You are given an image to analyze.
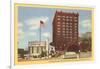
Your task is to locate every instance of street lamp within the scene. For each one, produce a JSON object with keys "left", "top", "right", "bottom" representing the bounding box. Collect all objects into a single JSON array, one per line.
[
  {"left": 47, "top": 37, "right": 49, "bottom": 58},
  {"left": 78, "top": 41, "right": 81, "bottom": 59}
]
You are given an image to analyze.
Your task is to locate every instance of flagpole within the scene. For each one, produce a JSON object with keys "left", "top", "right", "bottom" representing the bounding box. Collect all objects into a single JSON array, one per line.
[
  {"left": 39, "top": 22, "right": 41, "bottom": 44},
  {"left": 39, "top": 20, "right": 44, "bottom": 56}
]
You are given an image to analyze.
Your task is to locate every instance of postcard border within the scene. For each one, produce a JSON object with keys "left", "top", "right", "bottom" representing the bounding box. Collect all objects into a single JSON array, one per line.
[{"left": 14, "top": 3, "right": 95, "bottom": 65}]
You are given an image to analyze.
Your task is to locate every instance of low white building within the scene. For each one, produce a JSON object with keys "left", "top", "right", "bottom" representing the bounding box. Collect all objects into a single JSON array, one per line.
[{"left": 28, "top": 41, "right": 48, "bottom": 58}]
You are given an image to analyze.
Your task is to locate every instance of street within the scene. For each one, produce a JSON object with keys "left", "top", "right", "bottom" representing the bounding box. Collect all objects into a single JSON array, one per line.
[{"left": 18, "top": 52, "right": 93, "bottom": 64}]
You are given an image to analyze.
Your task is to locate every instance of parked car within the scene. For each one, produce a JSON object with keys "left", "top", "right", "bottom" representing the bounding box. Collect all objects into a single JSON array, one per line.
[{"left": 63, "top": 52, "right": 77, "bottom": 59}]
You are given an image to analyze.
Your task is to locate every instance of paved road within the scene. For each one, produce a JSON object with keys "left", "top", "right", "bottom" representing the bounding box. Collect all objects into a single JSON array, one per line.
[
  {"left": 18, "top": 52, "right": 92, "bottom": 64},
  {"left": 80, "top": 52, "right": 92, "bottom": 58}
]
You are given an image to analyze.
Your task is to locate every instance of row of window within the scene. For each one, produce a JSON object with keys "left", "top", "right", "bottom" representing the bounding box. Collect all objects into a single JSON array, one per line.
[
  {"left": 57, "top": 25, "right": 77, "bottom": 28},
  {"left": 57, "top": 18, "right": 78, "bottom": 22},
  {"left": 57, "top": 18, "right": 77, "bottom": 20},
  {"left": 57, "top": 30, "right": 77, "bottom": 33},
  {"left": 57, "top": 35, "right": 78, "bottom": 37},
  {"left": 57, "top": 22, "right": 78, "bottom": 25},
  {"left": 57, "top": 33, "right": 78, "bottom": 36},
  {"left": 57, "top": 24, "right": 78, "bottom": 27},
  {"left": 57, "top": 23, "right": 77, "bottom": 26},
  {"left": 57, "top": 34, "right": 78, "bottom": 37},
  {"left": 55, "top": 37, "right": 78, "bottom": 41},
  {"left": 57, "top": 28, "right": 77, "bottom": 30},
  {"left": 57, "top": 26, "right": 78, "bottom": 29},
  {"left": 57, "top": 15, "right": 78, "bottom": 19}
]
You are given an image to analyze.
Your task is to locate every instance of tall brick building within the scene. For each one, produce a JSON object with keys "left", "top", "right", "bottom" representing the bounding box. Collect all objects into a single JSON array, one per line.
[{"left": 52, "top": 11, "right": 79, "bottom": 52}]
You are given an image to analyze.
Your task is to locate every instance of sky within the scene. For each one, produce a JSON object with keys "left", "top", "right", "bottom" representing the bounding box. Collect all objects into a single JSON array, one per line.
[{"left": 18, "top": 6, "right": 92, "bottom": 49}]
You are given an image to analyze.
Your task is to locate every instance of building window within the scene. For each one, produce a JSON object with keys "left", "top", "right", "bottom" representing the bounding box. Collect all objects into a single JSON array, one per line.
[
  {"left": 65, "top": 36, "right": 68, "bottom": 38},
  {"left": 62, "top": 28, "right": 65, "bottom": 30},
  {"left": 69, "top": 28, "right": 72, "bottom": 31},
  {"left": 75, "top": 26, "right": 77, "bottom": 28},
  {"left": 70, "top": 16, "right": 72, "bottom": 19},
  {"left": 57, "top": 31, "right": 61, "bottom": 33},
  {"left": 57, "top": 28, "right": 60, "bottom": 30},
  {"left": 63, "top": 18, "right": 65, "bottom": 21},
  {"left": 63, "top": 16, "right": 65, "bottom": 18},
  {"left": 57, "top": 24, "right": 60, "bottom": 27},
  {"left": 70, "top": 36, "right": 72, "bottom": 38},
  {"left": 75, "top": 32, "right": 77, "bottom": 34},
  {"left": 67, "top": 19, "right": 69, "bottom": 21},
  {"left": 70, "top": 23, "right": 72, "bottom": 25},
  {"left": 75, "top": 28, "right": 77, "bottom": 30},
  {"left": 74, "top": 37, "right": 77, "bottom": 39},
  {"left": 74, "top": 17, "right": 77, "bottom": 19},
  {"left": 70, "top": 39, "right": 72, "bottom": 41},
  {"left": 69, "top": 31, "right": 72, "bottom": 34},
  {"left": 66, "top": 31, "right": 68, "bottom": 33},
  {"left": 75, "top": 23, "right": 77, "bottom": 26},
  {"left": 66, "top": 27, "right": 69, "bottom": 30},
  {"left": 62, "top": 22, "right": 65, "bottom": 24},
  {"left": 58, "top": 22, "right": 60, "bottom": 24},
  {"left": 57, "top": 18, "right": 60, "bottom": 20},
  {"left": 70, "top": 19, "right": 72, "bottom": 21},
  {"left": 57, "top": 15, "right": 61, "bottom": 17},
  {"left": 62, "top": 30, "right": 65, "bottom": 33},
  {"left": 57, "top": 34, "right": 60, "bottom": 35},
  {"left": 63, "top": 33, "right": 65, "bottom": 36},
  {"left": 69, "top": 34, "right": 72, "bottom": 37},
  {"left": 74, "top": 32, "right": 77, "bottom": 35},
  {"left": 74, "top": 19, "right": 77, "bottom": 22},
  {"left": 65, "top": 36, "right": 67, "bottom": 38},
  {"left": 62, "top": 25, "right": 65, "bottom": 27},
  {"left": 65, "top": 25, "right": 68, "bottom": 28},
  {"left": 66, "top": 16, "right": 68, "bottom": 18},
  {"left": 69, "top": 25, "right": 72, "bottom": 28},
  {"left": 66, "top": 22, "right": 69, "bottom": 25}
]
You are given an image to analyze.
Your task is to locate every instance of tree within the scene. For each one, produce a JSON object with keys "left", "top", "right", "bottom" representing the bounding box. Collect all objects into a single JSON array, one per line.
[
  {"left": 40, "top": 51, "right": 47, "bottom": 57},
  {"left": 81, "top": 37, "right": 91, "bottom": 52}
]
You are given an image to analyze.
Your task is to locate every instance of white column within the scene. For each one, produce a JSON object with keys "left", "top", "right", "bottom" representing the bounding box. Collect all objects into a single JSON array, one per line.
[{"left": 46, "top": 39, "right": 49, "bottom": 57}]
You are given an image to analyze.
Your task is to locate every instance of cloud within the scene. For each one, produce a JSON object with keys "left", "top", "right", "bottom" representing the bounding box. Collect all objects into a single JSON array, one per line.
[
  {"left": 28, "top": 32, "right": 37, "bottom": 36},
  {"left": 42, "top": 32, "right": 50, "bottom": 38},
  {"left": 25, "top": 16, "right": 49, "bottom": 30},
  {"left": 79, "top": 19, "right": 92, "bottom": 35},
  {"left": 80, "top": 19, "right": 91, "bottom": 29},
  {"left": 18, "top": 22, "right": 23, "bottom": 28},
  {"left": 18, "top": 22, "right": 24, "bottom": 37},
  {"left": 18, "top": 22, "right": 25, "bottom": 40},
  {"left": 18, "top": 29, "right": 23, "bottom": 34},
  {"left": 18, "top": 29, "right": 24, "bottom": 40},
  {"left": 18, "top": 17, "right": 49, "bottom": 40}
]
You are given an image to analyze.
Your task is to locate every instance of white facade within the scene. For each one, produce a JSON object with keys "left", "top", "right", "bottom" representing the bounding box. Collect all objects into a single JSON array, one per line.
[{"left": 28, "top": 41, "right": 48, "bottom": 57}]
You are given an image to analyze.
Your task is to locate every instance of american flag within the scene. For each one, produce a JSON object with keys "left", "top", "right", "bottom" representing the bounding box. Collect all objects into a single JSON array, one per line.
[{"left": 40, "top": 20, "right": 44, "bottom": 27}]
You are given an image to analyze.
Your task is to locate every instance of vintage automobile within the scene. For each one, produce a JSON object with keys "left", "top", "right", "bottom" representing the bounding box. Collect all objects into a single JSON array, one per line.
[{"left": 63, "top": 52, "right": 78, "bottom": 59}]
